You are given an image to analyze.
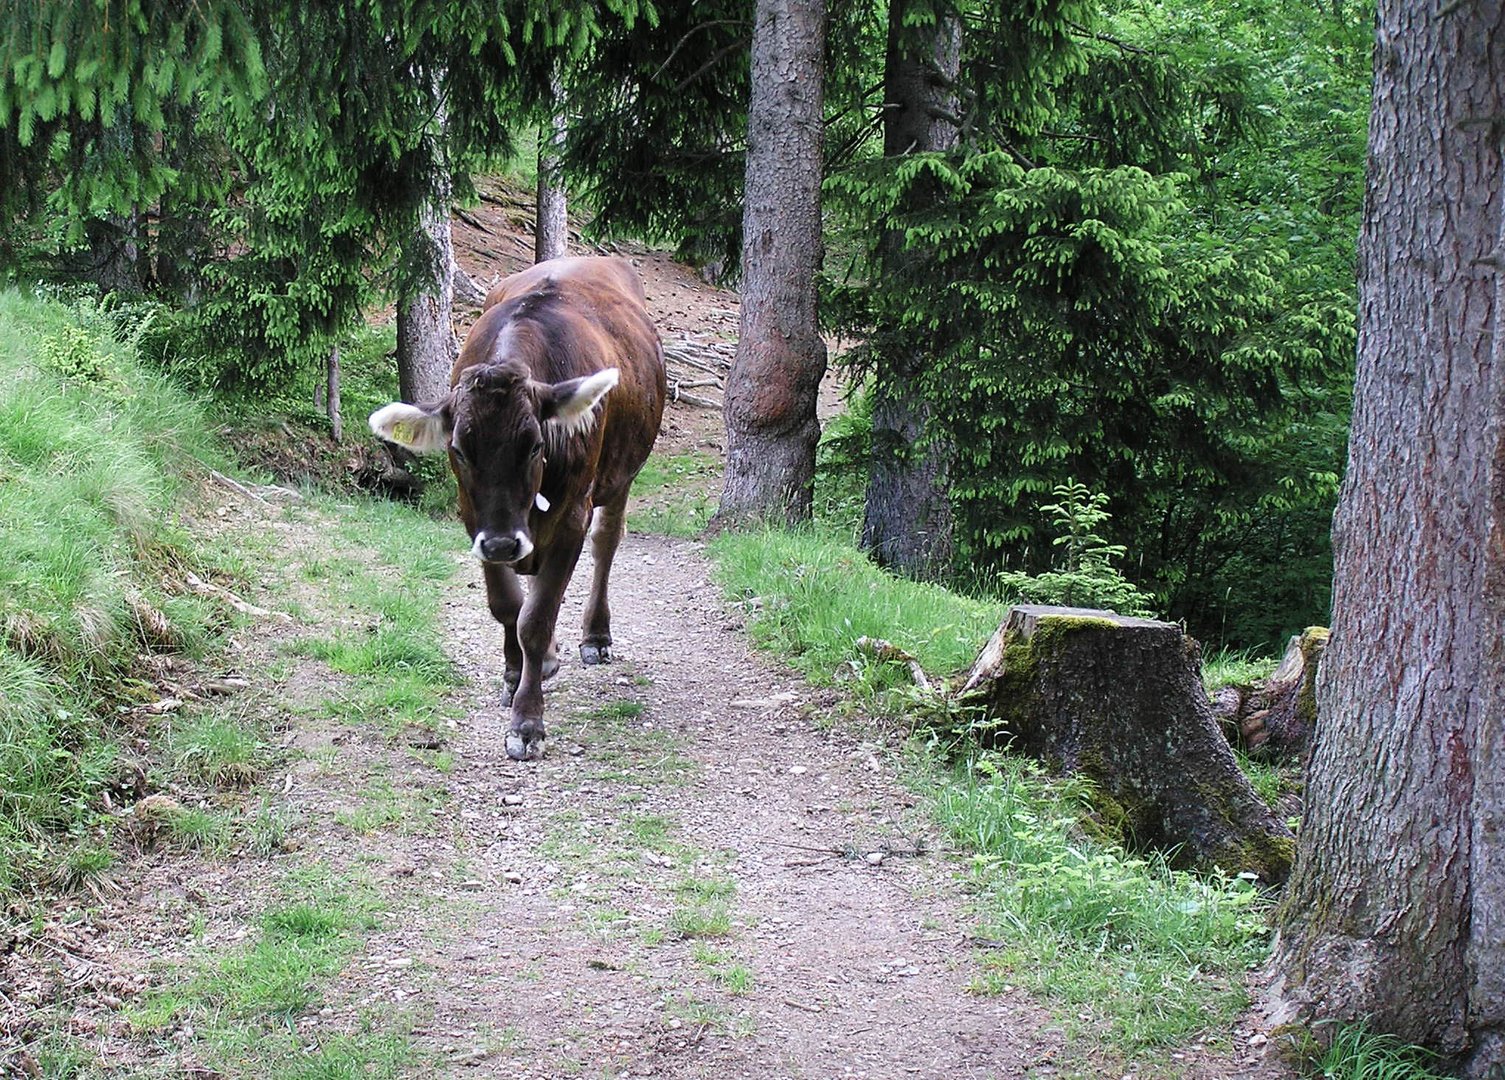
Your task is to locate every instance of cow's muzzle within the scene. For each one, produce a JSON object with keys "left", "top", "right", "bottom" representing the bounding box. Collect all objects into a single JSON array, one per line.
[{"left": 472, "top": 529, "right": 535, "bottom": 565}]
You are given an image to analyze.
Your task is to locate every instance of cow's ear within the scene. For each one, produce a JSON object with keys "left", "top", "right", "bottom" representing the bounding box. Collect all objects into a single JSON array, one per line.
[
  {"left": 541, "top": 368, "right": 619, "bottom": 435},
  {"left": 368, "top": 401, "right": 451, "bottom": 453}
]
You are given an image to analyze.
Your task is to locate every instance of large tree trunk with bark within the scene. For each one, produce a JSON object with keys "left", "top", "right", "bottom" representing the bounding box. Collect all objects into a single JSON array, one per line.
[
  {"left": 860, "top": 1, "right": 961, "bottom": 578},
  {"left": 714, "top": 0, "right": 827, "bottom": 528},
  {"left": 961, "top": 606, "right": 1294, "bottom": 881},
  {"left": 535, "top": 70, "right": 569, "bottom": 265},
  {"left": 396, "top": 165, "right": 458, "bottom": 405},
  {"left": 1270, "top": 0, "right": 1505, "bottom": 1072}
]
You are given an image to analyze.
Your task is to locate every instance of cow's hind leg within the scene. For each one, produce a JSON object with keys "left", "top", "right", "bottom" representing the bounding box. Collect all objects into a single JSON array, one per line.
[
  {"left": 580, "top": 500, "right": 626, "bottom": 665},
  {"left": 506, "top": 538, "right": 583, "bottom": 761}
]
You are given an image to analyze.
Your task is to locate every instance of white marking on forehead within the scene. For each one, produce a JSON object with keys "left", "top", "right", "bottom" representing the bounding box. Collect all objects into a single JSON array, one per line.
[{"left": 489, "top": 323, "right": 523, "bottom": 368}]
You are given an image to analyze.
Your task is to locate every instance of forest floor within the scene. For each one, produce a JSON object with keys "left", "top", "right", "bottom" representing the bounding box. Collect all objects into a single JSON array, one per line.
[{"left": 1, "top": 197, "right": 1296, "bottom": 1080}]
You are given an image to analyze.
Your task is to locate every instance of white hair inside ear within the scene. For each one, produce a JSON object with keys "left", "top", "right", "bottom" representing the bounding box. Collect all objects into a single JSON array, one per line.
[
  {"left": 549, "top": 368, "right": 620, "bottom": 437},
  {"left": 369, "top": 402, "right": 449, "bottom": 453}
]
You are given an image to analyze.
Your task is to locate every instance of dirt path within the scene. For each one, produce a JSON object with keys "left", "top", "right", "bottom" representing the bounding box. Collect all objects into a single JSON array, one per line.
[{"left": 347, "top": 533, "right": 1057, "bottom": 1079}]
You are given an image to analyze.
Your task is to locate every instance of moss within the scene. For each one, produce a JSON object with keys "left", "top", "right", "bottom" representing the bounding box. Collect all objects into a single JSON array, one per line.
[
  {"left": 1208, "top": 830, "right": 1295, "bottom": 882},
  {"left": 1293, "top": 626, "right": 1328, "bottom": 732}
]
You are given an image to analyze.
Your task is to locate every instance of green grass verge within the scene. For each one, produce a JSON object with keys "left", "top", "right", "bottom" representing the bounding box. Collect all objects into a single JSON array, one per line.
[
  {"left": 930, "top": 754, "right": 1270, "bottom": 1050},
  {"left": 0, "top": 288, "right": 231, "bottom": 894},
  {"left": 125, "top": 866, "right": 414, "bottom": 1078},
  {"left": 291, "top": 496, "right": 463, "bottom": 736},
  {"left": 707, "top": 527, "right": 1002, "bottom": 690},
  {"left": 628, "top": 450, "right": 720, "bottom": 537}
]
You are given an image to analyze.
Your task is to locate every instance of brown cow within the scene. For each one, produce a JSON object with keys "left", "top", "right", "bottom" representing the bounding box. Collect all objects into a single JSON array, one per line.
[{"left": 370, "top": 256, "right": 666, "bottom": 760}]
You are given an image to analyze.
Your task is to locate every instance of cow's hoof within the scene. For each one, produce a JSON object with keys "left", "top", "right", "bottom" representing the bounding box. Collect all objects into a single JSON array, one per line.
[
  {"left": 580, "top": 642, "right": 612, "bottom": 665},
  {"left": 542, "top": 655, "right": 561, "bottom": 680},
  {"left": 505, "top": 731, "right": 546, "bottom": 761}
]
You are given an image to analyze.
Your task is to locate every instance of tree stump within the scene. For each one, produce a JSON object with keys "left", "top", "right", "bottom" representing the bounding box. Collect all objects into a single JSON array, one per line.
[
  {"left": 960, "top": 605, "right": 1295, "bottom": 882},
  {"left": 1214, "top": 627, "right": 1328, "bottom": 761}
]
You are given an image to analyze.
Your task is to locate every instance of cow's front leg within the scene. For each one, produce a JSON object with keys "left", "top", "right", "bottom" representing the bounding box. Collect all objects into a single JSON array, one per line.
[
  {"left": 580, "top": 500, "right": 627, "bottom": 665},
  {"left": 505, "top": 538, "right": 583, "bottom": 761},
  {"left": 485, "top": 565, "right": 562, "bottom": 708},
  {"left": 482, "top": 563, "right": 524, "bottom": 703}
]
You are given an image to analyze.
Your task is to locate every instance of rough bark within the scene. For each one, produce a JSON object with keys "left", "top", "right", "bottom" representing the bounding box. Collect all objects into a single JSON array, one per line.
[
  {"left": 1270, "top": 0, "right": 1505, "bottom": 1071},
  {"left": 397, "top": 166, "right": 458, "bottom": 405},
  {"left": 713, "top": 0, "right": 827, "bottom": 528},
  {"left": 961, "top": 605, "right": 1295, "bottom": 881},
  {"left": 535, "top": 70, "right": 569, "bottom": 265},
  {"left": 859, "top": 1, "right": 961, "bottom": 578}
]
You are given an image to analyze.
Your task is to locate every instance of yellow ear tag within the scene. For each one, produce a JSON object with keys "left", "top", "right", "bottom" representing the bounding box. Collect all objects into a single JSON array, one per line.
[{"left": 391, "top": 420, "right": 417, "bottom": 445}]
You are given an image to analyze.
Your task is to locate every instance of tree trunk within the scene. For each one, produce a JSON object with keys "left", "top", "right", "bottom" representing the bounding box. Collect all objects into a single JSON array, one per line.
[
  {"left": 713, "top": 0, "right": 827, "bottom": 528},
  {"left": 1270, "top": 0, "right": 1504, "bottom": 1071},
  {"left": 860, "top": 1, "right": 961, "bottom": 578},
  {"left": 396, "top": 165, "right": 458, "bottom": 405},
  {"left": 85, "top": 116, "right": 143, "bottom": 295},
  {"left": 961, "top": 605, "right": 1295, "bottom": 880},
  {"left": 325, "top": 344, "right": 343, "bottom": 442},
  {"left": 535, "top": 69, "right": 569, "bottom": 264}
]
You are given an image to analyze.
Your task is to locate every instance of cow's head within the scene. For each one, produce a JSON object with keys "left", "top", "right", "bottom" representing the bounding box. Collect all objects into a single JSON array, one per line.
[{"left": 369, "top": 361, "right": 618, "bottom": 564}]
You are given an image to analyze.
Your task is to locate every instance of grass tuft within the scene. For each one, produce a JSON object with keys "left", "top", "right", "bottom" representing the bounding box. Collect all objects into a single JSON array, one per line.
[
  {"left": 931, "top": 754, "right": 1270, "bottom": 1049},
  {"left": 1312, "top": 1023, "right": 1452, "bottom": 1080}
]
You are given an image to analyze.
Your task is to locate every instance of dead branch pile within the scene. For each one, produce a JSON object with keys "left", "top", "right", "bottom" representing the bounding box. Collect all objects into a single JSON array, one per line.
[{"left": 662, "top": 336, "right": 735, "bottom": 410}]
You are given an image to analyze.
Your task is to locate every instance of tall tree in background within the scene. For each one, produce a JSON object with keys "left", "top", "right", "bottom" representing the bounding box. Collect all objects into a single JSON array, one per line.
[
  {"left": 715, "top": 0, "right": 828, "bottom": 526},
  {"left": 859, "top": 0, "right": 962, "bottom": 576},
  {"left": 1272, "top": 0, "right": 1503, "bottom": 1071},
  {"left": 396, "top": 91, "right": 458, "bottom": 404},
  {"left": 535, "top": 69, "right": 569, "bottom": 264}
]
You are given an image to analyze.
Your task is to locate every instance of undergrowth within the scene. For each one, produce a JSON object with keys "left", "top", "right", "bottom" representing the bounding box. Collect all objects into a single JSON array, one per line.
[
  {"left": 928, "top": 753, "right": 1270, "bottom": 1050},
  {"left": 0, "top": 289, "right": 228, "bottom": 894},
  {"left": 1308, "top": 1023, "right": 1452, "bottom": 1080}
]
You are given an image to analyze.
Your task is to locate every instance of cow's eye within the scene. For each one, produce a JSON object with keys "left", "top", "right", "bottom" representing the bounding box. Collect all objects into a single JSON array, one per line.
[
  {"left": 529, "top": 442, "right": 543, "bottom": 459},
  {"left": 451, "top": 443, "right": 468, "bottom": 466}
]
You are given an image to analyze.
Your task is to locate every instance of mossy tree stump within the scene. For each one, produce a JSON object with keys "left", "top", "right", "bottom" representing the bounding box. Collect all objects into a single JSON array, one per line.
[
  {"left": 1212, "top": 626, "right": 1328, "bottom": 761},
  {"left": 960, "top": 605, "right": 1295, "bottom": 882}
]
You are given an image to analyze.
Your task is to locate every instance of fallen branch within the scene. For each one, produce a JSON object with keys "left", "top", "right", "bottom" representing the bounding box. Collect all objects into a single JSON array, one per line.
[
  {"left": 854, "top": 636, "right": 933, "bottom": 692},
  {"left": 208, "top": 469, "right": 269, "bottom": 505},
  {"left": 184, "top": 572, "right": 293, "bottom": 623},
  {"left": 670, "top": 388, "right": 720, "bottom": 409}
]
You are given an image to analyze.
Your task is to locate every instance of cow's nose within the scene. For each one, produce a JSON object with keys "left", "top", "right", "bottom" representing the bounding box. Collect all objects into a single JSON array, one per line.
[{"left": 473, "top": 530, "right": 534, "bottom": 564}]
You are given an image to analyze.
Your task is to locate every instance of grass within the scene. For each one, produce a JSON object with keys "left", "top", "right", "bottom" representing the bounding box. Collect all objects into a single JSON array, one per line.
[
  {"left": 0, "top": 288, "right": 233, "bottom": 894},
  {"left": 930, "top": 753, "right": 1270, "bottom": 1049},
  {"left": 1202, "top": 647, "right": 1280, "bottom": 692},
  {"left": 169, "top": 709, "right": 267, "bottom": 787},
  {"left": 691, "top": 943, "right": 753, "bottom": 994},
  {"left": 127, "top": 867, "right": 412, "bottom": 1075},
  {"left": 292, "top": 496, "right": 464, "bottom": 736},
  {"left": 628, "top": 450, "right": 720, "bottom": 537},
  {"left": 708, "top": 527, "right": 1003, "bottom": 692},
  {"left": 1311, "top": 1023, "right": 1452, "bottom": 1080}
]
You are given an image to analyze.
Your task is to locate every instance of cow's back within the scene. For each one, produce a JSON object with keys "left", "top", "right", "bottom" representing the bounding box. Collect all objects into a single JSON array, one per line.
[
  {"left": 482, "top": 256, "right": 648, "bottom": 311},
  {"left": 471, "top": 256, "right": 665, "bottom": 512}
]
